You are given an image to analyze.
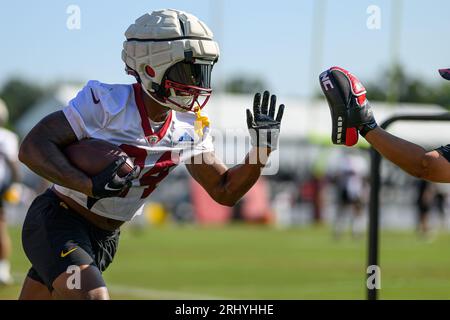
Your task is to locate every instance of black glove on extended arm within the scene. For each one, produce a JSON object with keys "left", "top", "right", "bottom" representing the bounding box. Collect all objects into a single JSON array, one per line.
[
  {"left": 246, "top": 91, "right": 285, "bottom": 150},
  {"left": 91, "top": 156, "right": 140, "bottom": 199},
  {"left": 319, "top": 66, "right": 378, "bottom": 146}
]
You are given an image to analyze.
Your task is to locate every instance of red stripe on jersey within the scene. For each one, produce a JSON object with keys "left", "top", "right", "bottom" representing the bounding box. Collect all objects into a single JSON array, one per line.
[
  {"left": 119, "top": 145, "right": 178, "bottom": 199},
  {"left": 140, "top": 151, "right": 177, "bottom": 198},
  {"left": 155, "top": 110, "right": 172, "bottom": 141},
  {"left": 133, "top": 83, "right": 152, "bottom": 137},
  {"left": 119, "top": 144, "right": 147, "bottom": 170},
  {"left": 132, "top": 83, "right": 173, "bottom": 143}
]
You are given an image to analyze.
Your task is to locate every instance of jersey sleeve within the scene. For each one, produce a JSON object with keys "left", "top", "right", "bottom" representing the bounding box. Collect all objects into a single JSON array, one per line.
[
  {"left": 178, "top": 126, "right": 215, "bottom": 163},
  {"left": 436, "top": 144, "right": 450, "bottom": 162},
  {"left": 173, "top": 111, "right": 215, "bottom": 162},
  {"left": 193, "top": 127, "right": 214, "bottom": 154},
  {"left": 62, "top": 81, "right": 111, "bottom": 140}
]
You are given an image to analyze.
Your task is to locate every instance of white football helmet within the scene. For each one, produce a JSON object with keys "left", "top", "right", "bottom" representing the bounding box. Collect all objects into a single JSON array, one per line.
[{"left": 122, "top": 9, "right": 220, "bottom": 112}]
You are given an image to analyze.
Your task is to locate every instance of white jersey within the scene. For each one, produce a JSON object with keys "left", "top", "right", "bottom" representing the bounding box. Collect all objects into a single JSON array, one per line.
[
  {"left": 0, "top": 127, "right": 19, "bottom": 185},
  {"left": 55, "top": 80, "right": 214, "bottom": 221}
]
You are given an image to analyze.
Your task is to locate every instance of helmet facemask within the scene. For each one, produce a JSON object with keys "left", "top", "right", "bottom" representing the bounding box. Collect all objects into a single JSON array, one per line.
[{"left": 155, "top": 59, "right": 214, "bottom": 112}]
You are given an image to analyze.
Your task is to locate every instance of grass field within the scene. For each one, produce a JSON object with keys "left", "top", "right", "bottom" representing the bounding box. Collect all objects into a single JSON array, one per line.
[{"left": 1, "top": 224, "right": 450, "bottom": 299}]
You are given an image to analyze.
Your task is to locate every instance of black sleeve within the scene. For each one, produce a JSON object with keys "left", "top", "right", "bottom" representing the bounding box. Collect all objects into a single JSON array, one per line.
[{"left": 436, "top": 144, "right": 450, "bottom": 162}]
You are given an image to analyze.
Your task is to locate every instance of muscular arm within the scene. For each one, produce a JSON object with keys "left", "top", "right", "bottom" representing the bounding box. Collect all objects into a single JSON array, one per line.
[
  {"left": 186, "top": 148, "right": 270, "bottom": 206},
  {"left": 365, "top": 127, "right": 450, "bottom": 183},
  {"left": 18, "top": 111, "right": 93, "bottom": 195}
]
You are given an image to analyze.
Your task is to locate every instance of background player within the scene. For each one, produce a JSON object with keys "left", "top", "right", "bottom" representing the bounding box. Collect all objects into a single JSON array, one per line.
[
  {"left": 319, "top": 66, "right": 450, "bottom": 183},
  {"left": 17, "top": 9, "right": 285, "bottom": 300},
  {"left": 333, "top": 153, "right": 368, "bottom": 239},
  {"left": 0, "top": 99, "right": 20, "bottom": 285}
]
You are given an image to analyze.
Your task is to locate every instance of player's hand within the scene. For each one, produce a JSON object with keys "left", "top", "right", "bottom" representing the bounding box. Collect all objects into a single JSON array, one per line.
[
  {"left": 319, "top": 66, "right": 378, "bottom": 146},
  {"left": 246, "top": 91, "right": 285, "bottom": 150},
  {"left": 90, "top": 156, "right": 140, "bottom": 199}
]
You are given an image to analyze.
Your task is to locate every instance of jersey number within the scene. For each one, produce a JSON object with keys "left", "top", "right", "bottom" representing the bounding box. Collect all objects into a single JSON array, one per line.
[{"left": 120, "top": 144, "right": 177, "bottom": 198}]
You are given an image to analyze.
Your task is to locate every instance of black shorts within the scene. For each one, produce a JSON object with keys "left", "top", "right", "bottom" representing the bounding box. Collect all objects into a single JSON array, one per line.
[{"left": 22, "top": 189, "right": 120, "bottom": 290}]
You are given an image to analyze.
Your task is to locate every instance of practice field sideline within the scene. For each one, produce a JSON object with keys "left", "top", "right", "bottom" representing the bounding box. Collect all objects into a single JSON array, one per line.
[{"left": 1, "top": 225, "right": 450, "bottom": 299}]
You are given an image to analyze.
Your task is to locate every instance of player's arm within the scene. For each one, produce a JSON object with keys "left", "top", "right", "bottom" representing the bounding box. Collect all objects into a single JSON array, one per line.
[
  {"left": 18, "top": 111, "right": 93, "bottom": 195},
  {"left": 365, "top": 128, "right": 450, "bottom": 182},
  {"left": 320, "top": 66, "right": 450, "bottom": 183},
  {"left": 186, "top": 148, "right": 270, "bottom": 206},
  {"left": 19, "top": 111, "right": 134, "bottom": 198},
  {"left": 186, "top": 91, "right": 284, "bottom": 206}
]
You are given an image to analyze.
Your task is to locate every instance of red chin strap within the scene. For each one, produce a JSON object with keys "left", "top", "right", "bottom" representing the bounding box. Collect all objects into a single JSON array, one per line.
[{"left": 163, "top": 80, "right": 212, "bottom": 112}]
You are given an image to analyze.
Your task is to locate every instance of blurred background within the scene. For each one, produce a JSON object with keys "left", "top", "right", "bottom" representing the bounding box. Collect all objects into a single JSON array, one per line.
[{"left": 1, "top": 0, "right": 450, "bottom": 299}]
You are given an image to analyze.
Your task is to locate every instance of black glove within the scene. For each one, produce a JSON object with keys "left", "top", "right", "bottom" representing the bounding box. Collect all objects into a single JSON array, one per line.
[
  {"left": 246, "top": 91, "right": 285, "bottom": 150},
  {"left": 91, "top": 156, "right": 140, "bottom": 199},
  {"left": 348, "top": 98, "right": 377, "bottom": 137},
  {"left": 319, "top": 66, "right": 377, "bottom": 146}
]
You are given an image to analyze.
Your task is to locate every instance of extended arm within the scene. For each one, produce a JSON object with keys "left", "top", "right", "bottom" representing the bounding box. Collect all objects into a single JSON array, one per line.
[
  {"left": 320, "top": 66, "right": 450, "bottom": 183},
  {"left": 365, "top": 128, "right": 450, "bottom": 182},
  {"left": 186, "top": 91, "right": 284, "bottom": 206},
  {"left": 186, "top": 148, "right": 269, "bottom": 206}
]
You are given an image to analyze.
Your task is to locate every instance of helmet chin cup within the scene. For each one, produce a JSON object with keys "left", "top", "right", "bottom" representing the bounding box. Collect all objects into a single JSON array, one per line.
[
  {"left": 140, "top": 83, "right": 211, "bottom": 113},
  {"left": 163, "top": 80, "right": 211, "bottom": 112}
]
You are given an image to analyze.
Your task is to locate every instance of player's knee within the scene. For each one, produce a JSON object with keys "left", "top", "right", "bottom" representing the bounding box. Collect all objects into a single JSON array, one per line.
[
  {"left": 85, "top": 287, "right": 109, "bottom": 300},
  {"left": 52, "top": 265, "right": 109, "bottom": 300},
  {"left": 52, "top": 286, "right": 109, "bottom": 300}
]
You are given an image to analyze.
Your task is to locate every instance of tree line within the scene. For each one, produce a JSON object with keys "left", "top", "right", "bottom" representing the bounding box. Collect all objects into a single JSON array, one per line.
[{"left": 0, "top": 65, "right": 449, "bottom": 129}]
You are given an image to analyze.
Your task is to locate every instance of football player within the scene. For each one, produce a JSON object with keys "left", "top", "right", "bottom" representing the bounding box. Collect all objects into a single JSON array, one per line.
[
  {"left": 0, "top": 99, "right": 20, "bottom": 285},
  {"left": 18, "top": 9, "right": 285, "bottom": 300},
  {"left": 319, "top": 66, "right": 450, "bottom": 183}
]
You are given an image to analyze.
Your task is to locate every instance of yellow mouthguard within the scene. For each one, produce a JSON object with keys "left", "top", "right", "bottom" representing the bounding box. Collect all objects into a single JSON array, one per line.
[{"left": 194, "top": 105, "right": 210, "bottom": 138}]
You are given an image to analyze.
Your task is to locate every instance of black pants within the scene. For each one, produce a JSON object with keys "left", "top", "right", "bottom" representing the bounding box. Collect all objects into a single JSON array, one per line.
[{"left": 22, "top": 189, "right": 120, "bottom": 290}]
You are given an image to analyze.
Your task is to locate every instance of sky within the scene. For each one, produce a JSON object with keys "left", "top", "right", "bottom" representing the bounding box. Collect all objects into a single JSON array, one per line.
[{"left": 0, "top": 0, "right": 449, "bottom": 98}]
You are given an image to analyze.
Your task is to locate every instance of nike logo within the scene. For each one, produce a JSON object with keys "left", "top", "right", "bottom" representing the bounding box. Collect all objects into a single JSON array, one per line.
[
  {"left": 90, "top": 88, "right": 100, "bottom": 104},
  {"left": 60, "top": 247, "right": 78, "bottom": 258},
  {"left": 104, "top": 183, "right": 122, "bottom": 191}
]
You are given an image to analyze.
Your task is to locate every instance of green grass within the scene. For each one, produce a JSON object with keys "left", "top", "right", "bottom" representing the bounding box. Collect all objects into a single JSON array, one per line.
[{"left": 2, "top": 224, "right": 450, "bottom": 299}]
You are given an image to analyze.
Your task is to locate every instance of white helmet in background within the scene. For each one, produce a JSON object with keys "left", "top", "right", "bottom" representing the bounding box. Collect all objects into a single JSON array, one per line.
[
  {"left": 122, "top": 9, "right": 220, "bottom": 112},
  {"left": 0, "top": 98, "right": 9, "bottom": 126}
]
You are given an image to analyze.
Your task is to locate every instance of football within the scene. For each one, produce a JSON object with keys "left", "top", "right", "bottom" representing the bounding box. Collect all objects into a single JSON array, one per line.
[{"left": 63, "top": 138, "right": 134, "bottom": 177}]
